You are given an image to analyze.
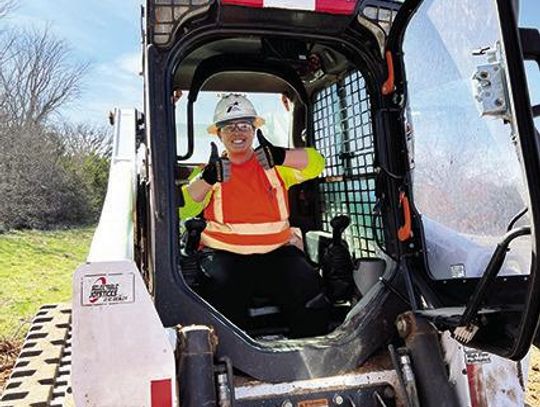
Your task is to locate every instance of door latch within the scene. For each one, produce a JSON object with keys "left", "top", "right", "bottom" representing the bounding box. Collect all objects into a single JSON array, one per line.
[{"left": 472, "top": 42, "right": 511, "bottom": 121}]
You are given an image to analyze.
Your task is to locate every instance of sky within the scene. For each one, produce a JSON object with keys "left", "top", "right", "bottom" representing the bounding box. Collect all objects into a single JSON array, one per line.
[
  {"left": 4, "top": 0, "right": 540, "bottom": 126},
  {"left": 4, "top": 0, "right": 143, "bottom": 125}
]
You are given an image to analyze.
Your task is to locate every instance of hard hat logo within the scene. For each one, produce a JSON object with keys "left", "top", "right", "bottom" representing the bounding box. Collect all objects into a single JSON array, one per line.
[
  {"left": 226, "top": 102, "right": 241, "bottom": 113},
  {"left": 207, "top": 94, "right": 266, "bottom": 134}
]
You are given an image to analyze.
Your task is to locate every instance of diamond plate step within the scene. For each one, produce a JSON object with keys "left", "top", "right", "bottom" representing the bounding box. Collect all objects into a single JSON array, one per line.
[{"left": 0, "top": 304, "right": 73, "bottom": 407}]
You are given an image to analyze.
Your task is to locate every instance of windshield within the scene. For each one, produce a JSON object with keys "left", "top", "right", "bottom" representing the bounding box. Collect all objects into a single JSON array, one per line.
[
  {"left": 175, "top": 92, "right": 292, "bottom": 163},
  {"left": 403, "top": 0, "right": 531, "bottom": 280}
]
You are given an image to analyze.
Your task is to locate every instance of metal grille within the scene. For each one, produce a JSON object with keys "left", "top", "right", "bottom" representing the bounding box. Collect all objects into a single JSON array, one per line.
[
  {"left": 313, "top": 70, "right": 383, "bottom": 259},
  {"left": 149, "top": 0, "right": 213, "bottom": 46},
  {"left": 361, "top": 1, "right": 402, "bottom": 35}
]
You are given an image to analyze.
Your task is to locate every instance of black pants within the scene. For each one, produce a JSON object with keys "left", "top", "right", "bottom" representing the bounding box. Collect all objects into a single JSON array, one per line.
[{"left": 199, "top": 245, "right": 329, "bottom": 338}]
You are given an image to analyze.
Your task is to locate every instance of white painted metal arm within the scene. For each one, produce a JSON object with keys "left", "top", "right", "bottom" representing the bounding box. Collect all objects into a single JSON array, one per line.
[{"left": 88, "top": 109, "right": 138, "bottom": 262}]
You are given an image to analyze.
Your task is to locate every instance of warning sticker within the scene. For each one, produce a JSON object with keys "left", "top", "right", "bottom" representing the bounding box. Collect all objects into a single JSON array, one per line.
[
  {"left": 82, "top": 273, "right": 135, "bottom": 306},
  {"left": 465, "top": 349, "right": 491, "bottom": 365}
]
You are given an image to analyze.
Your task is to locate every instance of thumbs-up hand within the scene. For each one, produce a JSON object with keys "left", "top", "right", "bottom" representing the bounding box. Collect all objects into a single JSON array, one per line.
[
  {"left": 201, "top": 142, "right": 231, "bottom": 185},
  {"left": 255, "top": 129, "right": 287, "bottom": 170}
]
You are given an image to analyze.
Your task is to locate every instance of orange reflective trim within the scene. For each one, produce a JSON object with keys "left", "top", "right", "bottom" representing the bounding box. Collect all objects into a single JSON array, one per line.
[
  {"left": 203, "top": 159, "right": 292, "bottom": 254},
  {"left": 201, "top": 233, "right": 285, "bottom": 254},
  {"left": 212, "top": 183, "right": 224, "bottom": 223},
  {"left": 265, "top": 168, "right": 288, "bottom": 220},
  {"left": 382, "top": 50, "right": 395, "bottom": 96},
  {"left": 205, "top": 220, "right": 290, "bottom": 235},
  {"left": 398, "top": 191, "right": 412, "bottom": 241},
  {"left": 203, "top": 228, "right": 291, "bottom": 245},
  {"left": 209, "top": 165, "right": 289, "bottom": 224}
]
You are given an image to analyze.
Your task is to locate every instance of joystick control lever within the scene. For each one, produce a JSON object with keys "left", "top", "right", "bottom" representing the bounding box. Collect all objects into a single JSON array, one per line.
[
  {"left": 183, "top": 218, "right": 207, "bottom": 256},
  {"left": 323, "top": 215, "right": 354, "bottom": 302},
  {"left": 330, "top": 215, "right": 350, "bottom": 244}
]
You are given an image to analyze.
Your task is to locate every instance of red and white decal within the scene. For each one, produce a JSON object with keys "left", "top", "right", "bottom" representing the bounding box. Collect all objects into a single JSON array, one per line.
[
  {"left": 466, "top": 364, "right": 488, "bottom": 407},
  {"left": 441, "top": 332, "right": 525, "bottom": 407},
  {"left": 221, "top": 0, "right": 357, "bottom": 15},
  {"left": 81, "top": 272, "right": 135, "bottom": 306},
  {"left": 464, "top": 349, "right": 491, "bottom": 407}
]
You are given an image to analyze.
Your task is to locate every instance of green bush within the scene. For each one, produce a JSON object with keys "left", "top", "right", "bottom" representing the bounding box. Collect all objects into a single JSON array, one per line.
[{"left": 60, "top": 152, "right": 110, "bottom": 223}]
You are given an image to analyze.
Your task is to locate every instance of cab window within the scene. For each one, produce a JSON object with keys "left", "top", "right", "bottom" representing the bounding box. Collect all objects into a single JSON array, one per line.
[
  {"left": 403, "top": 0, "right": 532, "bottom": 279},
  {"left": 175, "top": 91, "right": 292, "bottom": 164}
]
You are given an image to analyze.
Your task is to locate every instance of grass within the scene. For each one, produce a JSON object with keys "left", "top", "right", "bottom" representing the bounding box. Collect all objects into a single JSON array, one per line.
[{"left": 0, "top": 227, "right": 94, "bottom": 339}]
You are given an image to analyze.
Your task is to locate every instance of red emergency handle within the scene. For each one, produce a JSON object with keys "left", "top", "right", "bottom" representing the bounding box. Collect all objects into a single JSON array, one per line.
[
  {"left": 397, "top": 191, "right": 412, "bottom": 242},
  {"left": 382, "top": 50, "right": 395, "bottom": 96}
]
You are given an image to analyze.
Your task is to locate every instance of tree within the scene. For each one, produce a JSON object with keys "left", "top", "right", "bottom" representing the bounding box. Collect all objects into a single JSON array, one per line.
[
  {"left": 0, "top": 1, "right": 16, "bottom": 118},
  {"left": 59, "top": 123, "right": 112, "bottom": 220},
  {"left": 59, "top": 122, "right": 112, "bottom": 158},
  {"left": 0, "top": 124, "right": 88, "bottom": 229},
  {"left": 0, "top": 27, "right": 88, "bottom": 128},
  {"left": 0, "top": 23, "right": 96, "bottom": 230}
]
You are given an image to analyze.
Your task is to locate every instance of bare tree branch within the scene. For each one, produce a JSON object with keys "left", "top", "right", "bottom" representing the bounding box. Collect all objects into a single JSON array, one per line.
[
  {"left": 0, "top": 26, "right": 89, "bottom": 128},
  {"left": 0, "top": 0, "right": 16, "bottom": 20},
  {"left": 0, "top": 17, "right": 103, "bottom": 231},
  {"left": 58, "top": 122, "right": 113, "bottom": 158}
]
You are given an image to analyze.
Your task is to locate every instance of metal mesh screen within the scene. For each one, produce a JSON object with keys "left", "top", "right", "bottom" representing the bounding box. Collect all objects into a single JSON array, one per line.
[
  {"left": 313, "top": 70, "right": 383, "bottom": 259},
  {"left": 361, "top": 1, "right": 402, "bottom": 35},
  {"left": 149, "top": 0, "right": 212, "bottom": 46}
]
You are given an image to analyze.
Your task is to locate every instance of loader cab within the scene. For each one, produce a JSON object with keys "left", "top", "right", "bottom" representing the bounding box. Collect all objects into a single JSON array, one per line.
[
  {"left": 140, "top": 0, "right": 540, "bottom": 382},
  {"left": 169, "top": 32, "right": 389, "bottom": 334}
]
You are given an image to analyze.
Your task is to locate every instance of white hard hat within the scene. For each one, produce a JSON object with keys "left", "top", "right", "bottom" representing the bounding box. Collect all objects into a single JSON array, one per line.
[{"left": 207, "top": 94, "right": 265, "bottom": 135}]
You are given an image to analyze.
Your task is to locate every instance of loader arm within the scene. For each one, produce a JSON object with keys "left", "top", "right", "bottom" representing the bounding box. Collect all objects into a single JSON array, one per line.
[{"left": 71, "top": 109, "right": 178, "bottom": 407}]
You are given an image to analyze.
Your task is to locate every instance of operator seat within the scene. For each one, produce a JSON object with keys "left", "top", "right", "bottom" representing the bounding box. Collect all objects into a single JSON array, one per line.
[{"left": 179, "top": 215, "right": 358, "bottom": 338}]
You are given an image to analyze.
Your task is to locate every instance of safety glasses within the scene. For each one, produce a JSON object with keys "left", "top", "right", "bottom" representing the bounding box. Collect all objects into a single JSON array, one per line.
[{"left": 219, "top": 121, "right": 254, "bottom": 134}]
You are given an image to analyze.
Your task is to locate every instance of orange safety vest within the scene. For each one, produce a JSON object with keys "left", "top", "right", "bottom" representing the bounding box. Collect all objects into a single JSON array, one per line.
[{"left": 201, "top": 155, "right": 291, "bottom": 254}]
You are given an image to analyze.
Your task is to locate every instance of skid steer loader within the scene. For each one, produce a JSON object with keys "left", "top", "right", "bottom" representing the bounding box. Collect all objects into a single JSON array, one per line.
[{"left": 2, "top": 0, "right": 540, "bottom": 406}]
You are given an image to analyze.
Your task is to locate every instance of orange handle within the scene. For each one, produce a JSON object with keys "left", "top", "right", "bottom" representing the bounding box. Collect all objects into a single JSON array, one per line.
[
  {"left": 398, "top": 192, "right": 412, "bottom": 241},
  {"left": 382, "top": 50, "right": 395, "bottom": 96}
]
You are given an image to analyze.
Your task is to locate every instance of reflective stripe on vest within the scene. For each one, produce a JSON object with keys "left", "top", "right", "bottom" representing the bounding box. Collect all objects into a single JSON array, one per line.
[
  {"left": 201, "top": 232, "right": 288, "bottom": 255},
  {"left": 205, "top": 219, "right": 290, "bottom": 235},
  {"left": 202, "top": 167, "right": 291, "bottom": 254},
  {"left": 264, "top": 168, "right": 288, "bottom": 220},
  {"left": 212, "top": 181, "right": 224, "bottom": 223}
]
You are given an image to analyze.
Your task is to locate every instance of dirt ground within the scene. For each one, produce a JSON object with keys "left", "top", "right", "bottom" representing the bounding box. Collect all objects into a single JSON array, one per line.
[
  {"left": 0, "top": 339, "right": 21, "bottom": 391},
  {"left": 2, "top": 341, "right": 540, "bottom": 403},
  {"left": 526, "top": 346, "right": 540, "bottom": 406}
]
